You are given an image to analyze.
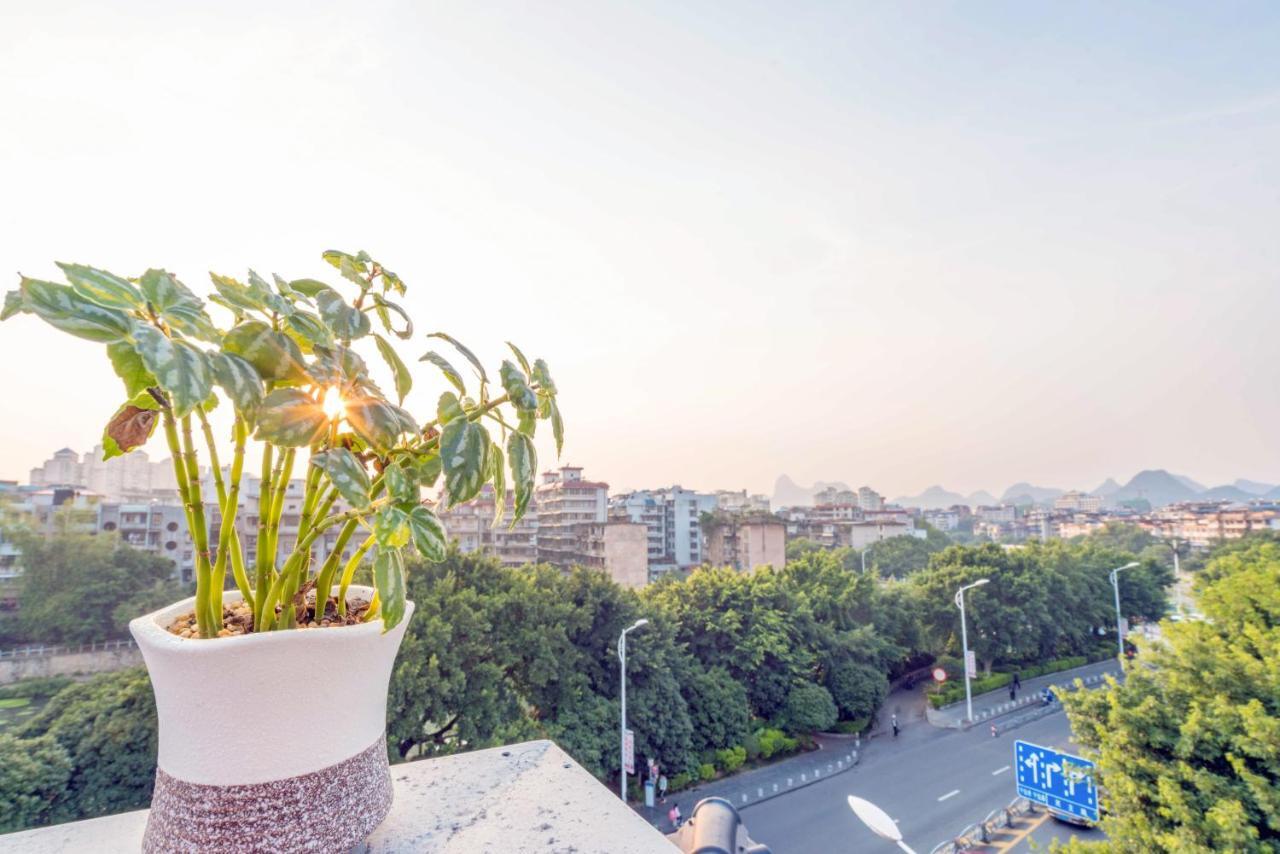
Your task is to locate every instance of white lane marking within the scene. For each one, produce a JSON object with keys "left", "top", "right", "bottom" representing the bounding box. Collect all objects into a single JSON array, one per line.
[
  {"left": 992, "top": 765, "right": 1011, "bottom": 775},
  {"left": 938, "top": 789, "right": 960, "bottom": 801}
]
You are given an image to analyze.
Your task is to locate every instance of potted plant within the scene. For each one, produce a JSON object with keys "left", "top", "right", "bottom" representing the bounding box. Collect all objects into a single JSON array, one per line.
[{"left": 2, "top": 250, "right": 562, "bottom": 851}]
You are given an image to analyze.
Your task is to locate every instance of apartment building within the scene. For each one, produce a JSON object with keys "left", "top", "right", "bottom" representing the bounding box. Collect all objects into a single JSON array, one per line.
[
  {"left": 29, "top": 445, "right": 186, "bottom": 501},
  {"left": 704, "top": 515, "right": 787, "bottom": 573},
  {"left": 857, "top": 486, "right": 884, "bottom": 512},
  {"left": 1054, "top": 490, "right": 1103, "bottom": 513},
  {"left": 434, "top": 485, "right": 537, "bottom": 568},
  {"left": 609, "top": 485, "right": 717, "bottom": 577},
  {"left": 715, "top": 490, "right": 771, "bottom": 514}
]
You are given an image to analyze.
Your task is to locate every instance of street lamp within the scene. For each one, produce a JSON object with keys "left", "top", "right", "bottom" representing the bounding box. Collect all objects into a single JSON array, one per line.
[
  {"left": 861, "top": 541, "right": 873, "bottom": 574},
  {"left": 955, "top": 578, "right": 989, "bottom": 724},
  {"left": 1109, "top": 561, "right": 1140, "bottom": 659},
  {"left": 848, "top": 795, "right": 917, "bottom": 854},
  {"left": 618, "top": 618, "right": 649, "bottom": 801}
]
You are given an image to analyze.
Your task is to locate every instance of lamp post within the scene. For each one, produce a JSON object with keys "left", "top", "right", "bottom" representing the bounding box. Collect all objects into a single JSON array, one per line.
[
  {"left": 955, "top": 578, "right": 989, "bottom": 724},
  {"left": 861, "top": 541, "right": 873, "bottom": 574},
  {"left": 618, "top": 618, "right": 649, "bottom": 801},
  {"left": 1109, "top": 561, "right": 1140, "bottom": 659},
  {"left": 848, "top": 795, "right": 918, "bottom": 854}
]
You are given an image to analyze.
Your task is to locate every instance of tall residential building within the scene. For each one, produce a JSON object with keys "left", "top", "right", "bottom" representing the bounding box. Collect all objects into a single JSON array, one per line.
[
  {"left": 857, "top": 486, "right": 884, "bottom": 512},
  {"left": 434, "top": 485, "right": 538, "bottom": 568},
  {"left": 609, "top": 485, "right": 717, "bottom": 577},
  {"left": 438, "top": 467, "right": 648, "bottom": 587},
  {"left": 98, "top": 471, "right": 361, "bottom": 584},
  {"left": 1054, "top": 490, "right": 1103, "bottom": 513},
  {"left": 715, "top": 490, "right": 770, "bottom": 514},
  {"left": 813, "top": 486, "right": 857, "bottom": 505},
  {"left": 704, "top": 515, "right": 787, "bottom": 573},
  {"left": 29, "top": 445, "right": 190, "bottom": 501}
]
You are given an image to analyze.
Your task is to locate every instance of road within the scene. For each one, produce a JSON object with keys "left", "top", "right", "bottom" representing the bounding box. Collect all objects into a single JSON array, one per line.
[{"left": 740, "top": 711, "right": 1102, "bottom": 853}]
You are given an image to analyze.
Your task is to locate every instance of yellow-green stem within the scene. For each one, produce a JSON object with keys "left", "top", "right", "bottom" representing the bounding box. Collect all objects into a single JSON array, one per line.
[
  {"left": 253, "top": 444, "right": 275, "bottom": 628},
  {"left": 338, "top": 533, "right": 377, "bottom": 617},
  {"left": 161, "top": 410, "right": 206, "bottom": 635},
  {"left": 180, "top": 415, "right": 216, "bottom": 637}
]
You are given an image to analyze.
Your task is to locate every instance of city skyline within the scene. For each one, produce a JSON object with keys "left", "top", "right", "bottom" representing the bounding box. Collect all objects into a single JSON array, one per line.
[{"left": 4, "top": 2, "right": 1280, "bottom": 497}]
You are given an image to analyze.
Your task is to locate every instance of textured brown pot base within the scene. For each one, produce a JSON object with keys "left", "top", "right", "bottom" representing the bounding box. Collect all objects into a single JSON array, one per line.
[{"left": 143, "top": 735, "right": 392, "bottom": 853}]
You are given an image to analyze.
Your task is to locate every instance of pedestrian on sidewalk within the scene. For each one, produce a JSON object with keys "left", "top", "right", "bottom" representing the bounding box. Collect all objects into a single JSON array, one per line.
[
  {"left": 668, "top": 804, "right": 681, "bottom": 830},
  {"left": 1013, "top": 672, "right": 1021, "bottom": 690},
  {"left": 891, "top": 713, "right": 899, "bottom": 738},
  {"left": 1009, "top": 683, "right": 1017, "bottom": 701},
  {"left": 658, "top": 774, "right": 668, "bottom": 804}
]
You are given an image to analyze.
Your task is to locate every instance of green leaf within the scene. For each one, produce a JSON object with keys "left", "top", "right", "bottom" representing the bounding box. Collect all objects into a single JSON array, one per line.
[
  {"left": 322, "top": 249, "right": 369, "bottom": 275},
  {"left": 409, "top": 452, "right": 442, "bottom": 489},
  {"left": 139, "top": 268, "right": 202, "bottom": 314},
  {"left": 107, "top": 341, "right": 157, "bottom": 397},
  {"left": 131, "top": 325, "right": 212, "bottom": 417},
  {"left": 373, "top": 506, "right": 412, "bottom": 550},
  {"left": 508, "top": 431, "right": 537, "bottom": 520},
  {"left": 209, "top": 273, "right": 260, "bottom": 315},
  {"left": 308, "top": 345, "right": 370, "bottom": 389},
  {"left": 19, "top": 277, "right": 131, "bottom": 342},
  {"left": 210, "top": 351, "right": 264, "bottom": 424},
  {"left": 315, "top": 288, "right": 371, "bottom": 341},
  {"left": 372, "top": 547, "right": 407, "bottom": 631},
  {"left": 253, "top": 388, "right": 327, "bottom": 447},
  {"left": 489, "top": 443, "right": 506, "bottom": 527},
  {"left": 500, "top": 360, "right": 538, "bottom": 411},
  {"left": 1, "top": 288, "right": 25, "bottom": 320},
  {"left": 506, "top": 342, "right": 531, "bottom": 377},
  {"left": 57, "top": 263, "right": 142, "bottom": 311},
  {"left": 101, "top": 391, "right": 163, "bottom": 460},
  {"left": 549, "top": 398, "right": 565, "bottom": 456},
  {"left": 442, "top": 417, "right": 488, "bottom": 506},
  {"left": 383, "top": 461, "right": 417, "bottom": 504},
  {"left": 517, "top": 409, "right": 537, "bottom": 437},
  {"left": 437, "top": 391, "right": 465, "bottom": 425},
  {"left": 379, "top": 268, "right": 406, "bottom": 296},
  {"left": 246, "top": 270, "right": 295, "bottom": 316},
  {"left": 224, "top": 320, "right": 307, "bottom": 382},
  {"left": 420, "top": 351, "right": 466, "bottom": 396},
  {"left": 311, "top": 448, "right": 372, "bottom": 509},
  {"left": 284, "top": 309, "right": 332, "bottom": 349},
  {"left": 407, "top": 505, "right": 447, "bottom": 562},
  {"left": 370, "top": 294, "right": 413, "bottom": 340},
  {"left": 346, "top": 393, "right": 410, "bottom": 451},
  {"left": 531, "top": 358, "right": 557, "bottom": 395},
  {"left": 287, "top": 278, "right": 331, "bottom": 298},
  {"left": 428, "top": 331, "right": 487, "bottom": 383},
  {"left": 373, "top": 334, "right": 412, "bottom": 405}
]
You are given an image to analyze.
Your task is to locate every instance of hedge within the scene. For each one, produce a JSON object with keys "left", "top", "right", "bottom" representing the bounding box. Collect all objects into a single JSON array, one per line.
[{"left": 927, "top": 654, "right": 1105, "bottom": 708}]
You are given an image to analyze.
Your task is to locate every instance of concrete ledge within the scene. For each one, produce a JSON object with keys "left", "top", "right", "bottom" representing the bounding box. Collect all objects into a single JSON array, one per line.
[{"left": 0, "top": 740, "right": 673, "bottom": 854}]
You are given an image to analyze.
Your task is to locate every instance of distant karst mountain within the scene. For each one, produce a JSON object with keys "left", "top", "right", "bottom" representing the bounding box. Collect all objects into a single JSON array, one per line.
[
  {"left": 1107, "top": 469, "right": 1199, "bottom": 508},
  {"left": 772, "top": 475, "right": 852, "bottom": 507},
  {"left": 1091, "top": 478, "right": 1122, "bottom": 498},
  {"left": 1234, "top": 479, "right": 1277, "bottom": 496},
  {"left": 967, "top": 490, "right": 998, "bottom": 506},
  {"left": 890, "top": 486, "right": 970, "bottom": 510},
  {"left": 1000, "top": 483, "right": 1065, "bottom": 506},
  {"left": 1198, "top": 484, "right": 1258, "bottom": 502}
]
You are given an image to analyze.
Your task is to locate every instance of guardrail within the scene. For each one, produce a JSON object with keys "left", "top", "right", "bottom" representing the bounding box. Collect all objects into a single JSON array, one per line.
[
  {"left": 929, "top": 797, "right": 1037, "bottom": 854},
  {"left": 0, "top": 639, "right": 136, "bottom": 660}
]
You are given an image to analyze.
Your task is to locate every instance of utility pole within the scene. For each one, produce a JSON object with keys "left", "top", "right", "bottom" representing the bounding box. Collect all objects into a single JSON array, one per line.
[
  {"left": 1109, "top": 561, "right": 1140, "bottom": 659},
  {"left": 618, "top": 618, "right": 648, "bottom": 801},
  {"left": 955, "top": 578, "right": 989, "bottom": 724}
]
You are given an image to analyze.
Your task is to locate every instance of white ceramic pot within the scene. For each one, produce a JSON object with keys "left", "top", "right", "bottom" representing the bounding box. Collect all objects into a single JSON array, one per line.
[{"left": 129, "top": 586, "right": 414, "bottom": 853}]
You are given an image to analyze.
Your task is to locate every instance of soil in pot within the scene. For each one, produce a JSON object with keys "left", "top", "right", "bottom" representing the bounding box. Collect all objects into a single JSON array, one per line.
[{"left": 165, "top": 588, "right": 373, "bottom": 638}]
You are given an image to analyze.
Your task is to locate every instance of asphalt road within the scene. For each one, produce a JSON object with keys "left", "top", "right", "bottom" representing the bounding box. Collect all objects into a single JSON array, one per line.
[{"left": 740, "top": 711, "right": 1102, "bottom": 853}]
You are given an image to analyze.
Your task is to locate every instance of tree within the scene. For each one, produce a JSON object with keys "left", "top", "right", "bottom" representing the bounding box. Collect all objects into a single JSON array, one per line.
[
  {"left": 11, "top": 668, "right": 158, "bottom": 827},
  {"left": 684, "top": 666, "right": 750, "bottom": 754},
  {"left": 779, "top": 682, "right": 837, "bottom": 734},
  {"left": 863, "top": 526, "right": 951, "bottom": 579},
  {"left": 8, "top": 529, "right": 187, "bottom": 645},
  {"left": 1061, "top": 540, "right": 1280, "bottom": 852},
  {"left": 825, "top": 660, "right": 889, "bottom": 722},
  {"left": 0, "top": 734, "right": 72, "bottom": 832}
]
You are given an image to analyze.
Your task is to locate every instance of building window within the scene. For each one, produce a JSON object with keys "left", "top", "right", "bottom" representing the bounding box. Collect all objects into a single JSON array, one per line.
[
  {"left": 166, "top": 521, "right": 178, "bottom": 532},
  {"left": 165, "top": 541, "right": 177, "bottom": 551},
  {"left": 103, "top": 521, "right": 117, "bottom": 531}
]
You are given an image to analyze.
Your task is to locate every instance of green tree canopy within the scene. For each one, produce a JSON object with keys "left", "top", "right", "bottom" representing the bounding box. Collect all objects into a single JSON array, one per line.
[
  {"left": 780, "top": 682, "right": 838, "bottom": 734},
  {"left": 1061, "top": 540, "right": 1280, "bottom": 852}
]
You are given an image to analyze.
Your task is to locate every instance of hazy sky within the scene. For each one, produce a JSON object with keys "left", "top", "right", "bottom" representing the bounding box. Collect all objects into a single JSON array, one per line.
[{"left": 2, "top": 1, "right": 1279, "bottom": 498}]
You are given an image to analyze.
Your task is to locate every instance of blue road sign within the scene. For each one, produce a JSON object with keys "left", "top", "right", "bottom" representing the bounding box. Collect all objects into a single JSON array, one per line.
[{"left": 1014, "top": 740, "right": 1098, "bottom": 822}]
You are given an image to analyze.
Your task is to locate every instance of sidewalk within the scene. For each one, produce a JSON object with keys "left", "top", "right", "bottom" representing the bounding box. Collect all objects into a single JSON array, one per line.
[
  {"left": 925, "top": 659, "right": 1120, "bottom": 729},
  {"left": 633, "top": 733, "right": 861, "bottom": 833}
]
